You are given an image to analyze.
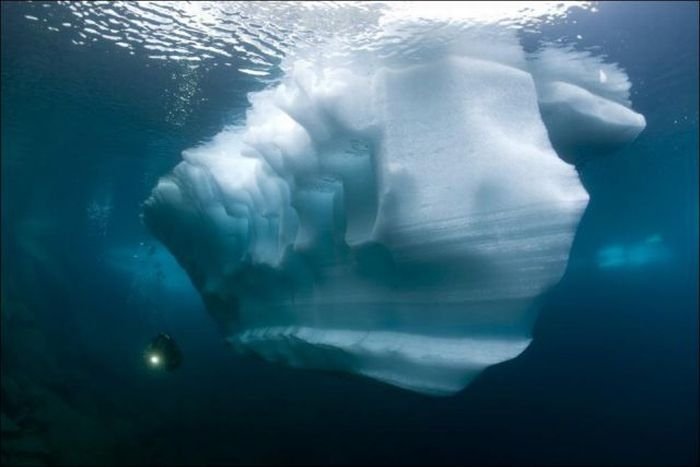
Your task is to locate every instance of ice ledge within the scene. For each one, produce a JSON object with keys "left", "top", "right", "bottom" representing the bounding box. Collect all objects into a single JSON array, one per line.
[{"left": 229, "top": 326, "right": 531, "bottom": 396}]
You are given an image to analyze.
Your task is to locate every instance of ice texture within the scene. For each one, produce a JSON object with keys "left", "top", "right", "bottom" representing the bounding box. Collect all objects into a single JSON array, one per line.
[
  {"left": 143, "top": 33, "right": 645, "bottom": 395},
  {"left": 530, "top": 46, "right": 647, "bottom": 164}
]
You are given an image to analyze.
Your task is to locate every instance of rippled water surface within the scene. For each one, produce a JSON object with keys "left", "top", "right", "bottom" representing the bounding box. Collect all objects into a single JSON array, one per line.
[{"left": 18, "top": 2, "right": 593, "bottom": 68}]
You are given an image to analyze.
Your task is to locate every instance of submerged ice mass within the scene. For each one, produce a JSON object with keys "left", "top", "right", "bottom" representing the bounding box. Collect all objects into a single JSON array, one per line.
[{"left": 143, "top": 30, "right": 645, "bottom": 395}]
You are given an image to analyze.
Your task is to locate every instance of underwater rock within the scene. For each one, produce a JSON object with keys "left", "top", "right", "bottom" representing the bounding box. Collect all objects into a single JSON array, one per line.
[
  {"left": 1, "top": 433, "right": 51, "bottom": 467},
  {"left": 2, "top": 435, "right": 49, "bottom": 455},
  {"left": 26, "top": 384, "right": 113, "bottom": 465},
  {"left": 1, "top": 377, "right": 24, "bottom": 416},
  {"left": 1, "top": 413, "right": 20, "bottom": 434},
  {"left": 144, "top": 29, "right": 645, "bottom": 395}
]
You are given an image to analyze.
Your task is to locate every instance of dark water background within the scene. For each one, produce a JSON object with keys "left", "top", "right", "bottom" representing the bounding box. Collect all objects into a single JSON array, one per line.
[{"left": 1, "top": 1, "right": 698, "bottom": 465}]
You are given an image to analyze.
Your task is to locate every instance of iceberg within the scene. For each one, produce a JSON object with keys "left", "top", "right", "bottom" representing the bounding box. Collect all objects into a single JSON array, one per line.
[{"left": 143, "top": 30, "right": 645, "bottom": 395}]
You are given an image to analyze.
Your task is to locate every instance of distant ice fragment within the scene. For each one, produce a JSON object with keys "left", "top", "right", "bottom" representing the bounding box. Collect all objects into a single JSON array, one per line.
[{"left": 597, "top": 235, "right": 671, "bottom": 270}]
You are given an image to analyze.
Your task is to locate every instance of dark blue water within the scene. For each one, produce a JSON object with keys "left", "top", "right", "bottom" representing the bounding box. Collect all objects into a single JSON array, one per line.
[{"left": 1, "top": 2, "right": 697, "bottom": 465}]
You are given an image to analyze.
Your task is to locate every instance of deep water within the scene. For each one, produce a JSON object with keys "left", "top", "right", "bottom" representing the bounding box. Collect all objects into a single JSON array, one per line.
[{"left": 1, "top": 1, "right": 698, "bottom": 465}]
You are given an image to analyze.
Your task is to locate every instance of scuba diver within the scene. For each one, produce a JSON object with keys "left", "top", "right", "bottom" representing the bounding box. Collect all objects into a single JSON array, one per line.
[{"left": 144, "top": 332, "right": 182, "bottom": 371}]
